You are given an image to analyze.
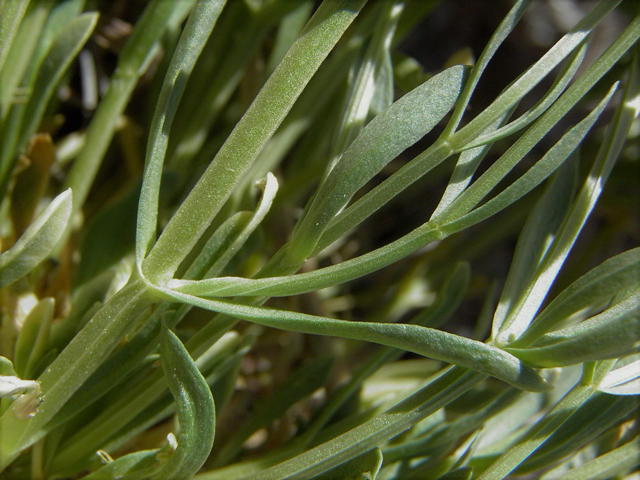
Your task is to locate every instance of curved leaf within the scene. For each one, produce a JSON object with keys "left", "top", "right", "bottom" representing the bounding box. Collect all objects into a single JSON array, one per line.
[
  {"left": 157, "top": 323, "right": 215, "bottom": 480},
  {"left": 154, "top": 285, "right": 550, "bottom": 392},
  {"left": 82, "top": 448, "right": 164, "bottom": 480}
]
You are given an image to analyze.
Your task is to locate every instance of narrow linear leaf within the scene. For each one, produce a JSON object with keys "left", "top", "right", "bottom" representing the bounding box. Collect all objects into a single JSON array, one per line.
[
  {"left": 0, "top": 281, "right": 149, "bottom": 468},
  {"left": 136, "top": 0, "right": 227, "bottom": 267},
  {"left": 153, "top": 285, "right": 550, "bottom": 392},
  {"left": 0, "top": 0, "right": 58, "bottom": 124},
  {"left": 323, "top": 0, "right": 404, "bottom": 175},
  {"left": 0, "top": 0, "right": 30, "bottom": 75},
  {"left": 441, "top": 0, "right": 532, "bottom": 136},
  {"left": 491, "top": 157, "right": 578, "bottom": 339},
  {"left": 156, "top": 323, "right": 215, "bottom": 480},
  {"left": 598, "top": 359, "right": 640, "bottom": 395},
  {"left": 497, "top": 53, "right": 640, "bottom": 344},
  {"left": 0, "top": 189, "right": 71, "bottom": 288},
  {"left": 202, "top": 172, "right": 278, "bottom": 279},
  {"left": 64, "top": 0, "right": 189, "bottom": 214},
  {"left": 0, "top": 13, "right": 97, "bottom": 199},
  {"left": 555, "top": 436, "right": 640, "bottom": 480},
  {"left": 313, "top": 448, "right": 383, "bottom": 480},
  {"left": 476, "top": 380, "right": 597, "bottom": 480},
  {"left": 516, "top": 248, "right": 640, "bottom": 347},
  {"left": 506, "top": 292, "right": 640, "bottom": 368},
  {"left": 13, "top": 298, "right": 53, "bottom": 379},
  {"left": 442, "top": 82, "right": 616, "bottom": 234},
  {"left": 142, "top": 0, "right": 368, "bottom": 282},
  {"left": 150, "top": 15, "right": 640, "bottom": 301},
  {"left": 465, "top": 41, "right": 588, "bottom": 149},
  {"left": 448, "top": 0, "right": 620, "bottom": 148},
  {"left": 168, "top": 82, "right": 613, "bottom": 300},
  {"left": 518, "top": 393, "right": 637, "bottom": 473},
  {"left": 243, "top": 367, "right": 483, "bottom": 480},
  {"left": 82, "top": 448, "right": 164, "bottom": 480},
  {"left": 183, "top": 212, "right": 253, "bottom": 281},
  {"left": 431, "top": 109, "right": 512, "bottom": 220}
]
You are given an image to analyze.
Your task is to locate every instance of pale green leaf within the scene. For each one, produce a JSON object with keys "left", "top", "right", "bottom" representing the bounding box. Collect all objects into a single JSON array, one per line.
[
  {"left": 0, "top": 189, "right": 71, "bottom": 288},
  {"left": 554, "top": 436, "right": 640, "bottom": 480},
  {"left": 13, "top": 297, "right": 53, "bottom": 379},
  {"left": 153, "top": 285, "right": 550, "bottom": 392},
  {"left": 142, "top": 0, "right": 367, "bottom": 282},
  {"left": 136, "top": 0, "right": 228, "bottom": 268},
  {"left": 0, "top": 0, "right": 30, "bottom": 81},
  {"left": 288, "top": 65, "right": 468, "bottom": 261},
  {"left": 598, "top": 359, "right": 640, "bottom": 395},
  {"left": 516, "top": 248, "right": 640, "bottom": 347},
  {"left": 506, "top": 291, "right": 640, "bottom": 367}
]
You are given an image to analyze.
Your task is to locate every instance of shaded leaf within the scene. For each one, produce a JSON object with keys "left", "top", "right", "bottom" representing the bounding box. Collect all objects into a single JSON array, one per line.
[
  {"left": 157, "top": 323, "right": 215, "bottom": 480},
  {"left": 0, "top": 189, "right": 71, "bottom": 288}
]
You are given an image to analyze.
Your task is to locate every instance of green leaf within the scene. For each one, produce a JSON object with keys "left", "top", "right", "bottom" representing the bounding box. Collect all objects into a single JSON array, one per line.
[
  {"left": 0, "top": 0, "right": 30, "bottom": 77},
  {"left": 441, "top": 0, "right": 532, "bottom": 137},
  {"left": 151, "top": 14, "right": 640, "bottom": 303},
  {"left": 243, "top": 367, "right": 483, "bottom": 480},
  {"left": 64, "top": 0, "right": 186, "bottom": 219},
  {"left": 13, "top": 297, "right": 53, "bottom": 379},
  {"left": 431, "top": 110, "right": 512, "bottom": 220},
  {"left": 517, "top": 393, "right": 638, "bottom": 473},
  {"left": 447, "top": 0, "right": 620, "bottom": 148},
  {"left": 0, "top": 281, "right": 150, "bottom": 469},
  {"left": 312, "top": 448, "right": 383, "bottom": 480},
  {"left": 153, "top": 285, "right": 550, "bottom": 392},
  {"left": 506, "top": 291, "right": 640, "bottom": 368},
  {"left": 183, "top": 212, "right": 253, "bottom": 281},
  {"left": 287, "top": 64, "right": 468, "bottom": 261},
  {"left": 136, "top": 0, "right": 228, "bottom": 268},
  {"left": 167, "top": 82, "right": 613, "bottom": 301},
  {"left": 441, "top": 82, "right": 616, "bottom": 233},
  {"left": 0, "top": 189, "right": 71, "bottom": 288},
  {"left": 200, "top": 172, "right": 278, "bottom": 279},
  {"left": 553, "top": 436, "right": 640, "bottom": 480},
  {"left": 516, "top": 248, "right": 640, "bottom": 347},
  {"left": 475, "top": 379, "right": 597, "bottom": 480},
  {"left": 491, "top": 157, "right": 578, "bottom": 339},
  {"left": 82, "top": 448, "right": 164, "bottom": 480},
  {"left": 0, "top": 13, "right": 97, "bottom": 199},
  {"left": 142, "top": 0, "right": 367, "bottom": 282},
  {"left": 323, "top": 0, "right": 404, "bottom": 175},
  {"left": 497, "top": 52, "right": 640, "bottom": 344},
  {"left": 156, "top": 323, "right": 215, "bottom": 480},
  {"left": 598, "top": 358, "right": 640, "bottom": 395},
  {"left": 464, "top": 41, "right": 587, "bottom": 149}
]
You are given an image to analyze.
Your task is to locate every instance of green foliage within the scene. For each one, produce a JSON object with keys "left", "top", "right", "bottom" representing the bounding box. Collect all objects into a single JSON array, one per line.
[{"left": 0, "top": 0, "right": 638, "bottom": 478}]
